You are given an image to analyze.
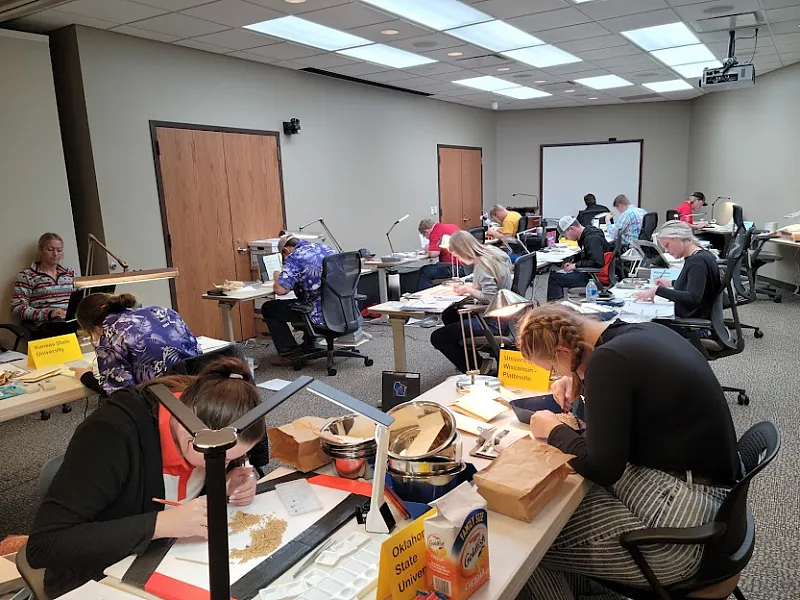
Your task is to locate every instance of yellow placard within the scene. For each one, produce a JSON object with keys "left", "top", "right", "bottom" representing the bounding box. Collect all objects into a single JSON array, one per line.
[
  {"left": 498, "top": 350, "right": 551, "bottom": 392},
  {"left": 27, "top": 334, "right": 83, "bottom": 369},
  {"left": 377, "top": 509, "right": 436, "bottom": 600}
]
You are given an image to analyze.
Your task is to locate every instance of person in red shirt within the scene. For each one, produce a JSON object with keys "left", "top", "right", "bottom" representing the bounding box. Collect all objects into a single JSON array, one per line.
[
  {"left": 417, "top": 219, "right": 464, "bottom": 289},
  {"left": 675, "top": 192, "right": 709, "bottom": 231}
]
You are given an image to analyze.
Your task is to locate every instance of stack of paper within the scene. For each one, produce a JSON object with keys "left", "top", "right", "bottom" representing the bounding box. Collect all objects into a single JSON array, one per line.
[{"left": 452, "top": 385, "right": 509, "bottom": 423}]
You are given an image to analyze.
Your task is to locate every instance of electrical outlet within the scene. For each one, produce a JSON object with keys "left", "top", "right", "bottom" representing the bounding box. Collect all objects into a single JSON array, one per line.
[{"left": 431, "top": 206, "right": 438, "bottom": 215}]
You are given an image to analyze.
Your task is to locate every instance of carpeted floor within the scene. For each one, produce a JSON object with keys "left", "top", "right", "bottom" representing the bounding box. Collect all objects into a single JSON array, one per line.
[{"left": 0, "top": 294, "right": 798, "bottom": 599}]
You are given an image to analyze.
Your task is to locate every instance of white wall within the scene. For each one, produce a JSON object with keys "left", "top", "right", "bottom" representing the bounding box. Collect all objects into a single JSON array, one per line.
[
  {"left": 0, "top": 31, "right": 78, "bottom": 331},
  {"left": 72, "top": 26, "right": 497, "bottom": 307},
  {"left": 688, "top": 62, "right": 800, "bottom": 285},
  {"left": 496, "top": 102, "right": 693, "bottom": 219}
]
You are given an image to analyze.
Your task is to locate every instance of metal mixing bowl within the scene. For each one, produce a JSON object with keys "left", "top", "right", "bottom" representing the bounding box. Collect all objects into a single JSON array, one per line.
[
  {"left": 388, "top": 464, "right": 467, "bottom": 504},
  {"left": 386, "top": 401, "right": 458, "bottom": 461},
  {"left": 320, "top": 414, "right": 376, "bottom": 453}
]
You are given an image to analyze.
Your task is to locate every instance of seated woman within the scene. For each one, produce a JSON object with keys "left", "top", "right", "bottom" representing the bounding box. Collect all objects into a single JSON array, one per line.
[
  {"left": 10, "top": 233, "right": 75, "bottom": 337},
  {"left": 431, "top": 231, "right": 513, "bottom": 373},
  {"left": 27, "top": 358, "right": 263, "bottom": 598},
  {"left": 516, "top": 305, "right": 739, "bottom": 600},
  {"left": 75, "top": 292, "right": 201, "bottom": 395}
]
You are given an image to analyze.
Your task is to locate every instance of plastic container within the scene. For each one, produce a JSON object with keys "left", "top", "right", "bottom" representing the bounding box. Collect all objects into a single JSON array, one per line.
[{"left": 586, "top": 279, "right": 598, "bottom": 302}]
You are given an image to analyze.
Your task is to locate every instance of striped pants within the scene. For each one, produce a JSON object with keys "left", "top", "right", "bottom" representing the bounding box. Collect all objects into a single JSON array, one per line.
[{"left": 520, "top": 465, "right": 729, "bottom": 600}]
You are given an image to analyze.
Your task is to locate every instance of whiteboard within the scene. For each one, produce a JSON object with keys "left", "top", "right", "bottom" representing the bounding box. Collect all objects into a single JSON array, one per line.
[{"left": 541, "top": 141, "right": 642, "bottom": 219}]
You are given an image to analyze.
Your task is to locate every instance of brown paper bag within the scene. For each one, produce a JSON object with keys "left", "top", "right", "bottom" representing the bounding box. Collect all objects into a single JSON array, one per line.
[
  {"left": 267, "top": 416, "right": 332, "bottom": 472},
  {"left": 473, "top": 438, "right": 574, "bottom": 522}
]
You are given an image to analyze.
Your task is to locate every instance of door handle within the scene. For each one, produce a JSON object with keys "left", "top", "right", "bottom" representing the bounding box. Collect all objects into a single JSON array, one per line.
[{"left": 237, "top": 247, "right": 249, "bottom": 253}]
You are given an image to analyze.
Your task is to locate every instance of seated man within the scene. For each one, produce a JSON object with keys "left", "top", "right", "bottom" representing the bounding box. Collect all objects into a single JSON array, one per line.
[
  {"left": 676, "top": 192, "right": 709, "bottom": 231},
  {"left": 261, "top": 234, "right": 334, "bottom": 366},
  {"left": 547, "top": 216, "right": 611, "bottom": 301},
  {"left": 607, "top": 194, "right": 647, "bottom": 247},
  {"left": 486, "top": 204, "right": 522, "bottom": 240},
  {"left": 417, "top": 219, "right": 463, "bottom": 290},
  {"left": 576, "top": 193, "right": 611, "bottom": 227}
]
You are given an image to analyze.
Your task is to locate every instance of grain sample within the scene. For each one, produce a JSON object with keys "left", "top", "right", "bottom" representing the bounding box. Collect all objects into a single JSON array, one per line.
[
  {"left": 229, "top": 510, "right": 263, "bottom": 534},
  {"left": 230, "top": 515, "right": 288, "bottom": 564}
]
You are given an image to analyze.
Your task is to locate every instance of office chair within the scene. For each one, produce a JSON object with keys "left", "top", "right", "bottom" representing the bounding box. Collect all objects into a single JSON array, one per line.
[
  {"left": 572, "top": 242, "right": 620, "bottom": 295},
  {"left": 745, "top": 232, "right": 782, "bottom": 303},
  {"left": 664, "top": 233, "right": 750, "bottom": 405},
  {"left": 468, "top": 227, "right": 486, "bottom": 244},
  {"left": 14, "top": 454, "right": 65, "bottom": 600},
  {"left": 728, "top": 229, "right": 765, "bottom": 339},
  {"left": 511, "top": 253, "right": 537, "bottom": 299},
  {"left": 0, "top": 324, "right": 26, "bottom": 353},
  {"left": 167, "top": 342, "right": 245, "bottom": 375},
  {"left": 290, "top": 252, "right": 374, "bottom": 376},
  {"left": 639, "top": 212, "right": 658, "bottom": 242},
  {"left": 665, "top": 209, "right": 679, "bottom": 222},
  {"left": 593, "top": 420, "right": 780, "bottom": 600}
]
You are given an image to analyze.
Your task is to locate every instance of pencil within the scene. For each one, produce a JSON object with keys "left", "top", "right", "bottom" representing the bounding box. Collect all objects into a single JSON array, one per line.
[
  {"left": 384, "top": 487, "right": 411, "bottom": 519},
  {"left": 175, "top": 557, "right": 209, "bottom": 566},
  {"left": 152, "top": 497, "right": 181, "bottom": 507}
]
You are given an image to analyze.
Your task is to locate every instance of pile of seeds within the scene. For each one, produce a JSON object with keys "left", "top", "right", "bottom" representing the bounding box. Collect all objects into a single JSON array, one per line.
[
  {"left": 230, "top": 514, "right": 288, "bottom": 564},
  {"left": 229, "top": 510, "right": 263, "bottom": 534}
]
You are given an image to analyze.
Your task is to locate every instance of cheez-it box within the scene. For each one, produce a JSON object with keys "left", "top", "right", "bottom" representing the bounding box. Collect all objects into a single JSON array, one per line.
[{"left": 425, "top": 483, "right": 490, "bottom": 600}]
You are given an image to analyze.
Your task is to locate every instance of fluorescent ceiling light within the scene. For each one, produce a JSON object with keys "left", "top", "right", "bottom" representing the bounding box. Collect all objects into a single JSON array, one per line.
[
  {"left": 672, "top": 60, "right": 722, "bottom": 78},
  {"left": 495, "top": 86, "right": 551, "bottom": 99},
  {"left": 643, "top": 79, "right": 693, "bottom": 93},
  {"left": 338, "top": 43, "right": 436, "bottom": 68},
  {"left": 448, "top": 20, "right": 543, "bottom": 52},
  {"left": 622, "top": 22, "right": 699, "bottom": 51},
  {"left": 452, "top": 75, "right": 519, "bottom": 91},
  {"left": 651, "top": 43, "right": 715, "bottom": 66},
  {"left": 245, "top": 16, "right": 370, "bottom": 51},
  {"left": 574, "top": 74, "right": 632, "bottom": 89},
  {"left": 360, "top": 0, "right": 490, "bottom": 31},
  {"left": 503, "top": 45, "right": 581, "bottom": 68},
  {"left": 570, "top": 0, "right": 597, "bottom": 3}
]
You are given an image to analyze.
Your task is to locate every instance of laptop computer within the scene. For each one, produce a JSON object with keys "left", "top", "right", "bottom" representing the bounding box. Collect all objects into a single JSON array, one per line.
[{"left": 64, "top": 286, "right": 117, "bottom": 323}]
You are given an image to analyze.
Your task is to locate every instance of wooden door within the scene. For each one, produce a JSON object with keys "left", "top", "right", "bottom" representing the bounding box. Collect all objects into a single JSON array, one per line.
[
  {"left": 438, "top": 146, "right": 483, "bottom": 229},
  {"left": 460, "top": 149, "right": 483, "bottom": 229},
  {"left": 156, "top": 127, "right": 238, "bottom": 340},
  {"left": 223, "top": 133, "right": 285, "bottom": 340}
]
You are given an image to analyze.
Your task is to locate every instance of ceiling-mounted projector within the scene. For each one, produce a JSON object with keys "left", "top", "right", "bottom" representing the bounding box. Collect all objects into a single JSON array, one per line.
[{"left": 700, "top": 63, "right": 755, "bottom": 91}]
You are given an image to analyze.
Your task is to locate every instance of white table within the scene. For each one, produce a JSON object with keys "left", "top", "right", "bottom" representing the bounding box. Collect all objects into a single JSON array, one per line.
[
  {"left": 535, "top": 246, "right": 581, "bottom": 266},
  {"left": 363, "top": 255, "right": 435, "bottom": 322},
  {"left": 202, "top": 284, "right": 281, "bottom": 342},
  {"left": 606, "top": 285, "right": 675, "bottom": 323},
  {"left": 103, "top": 376, "right": 588, "bottom": 600}
]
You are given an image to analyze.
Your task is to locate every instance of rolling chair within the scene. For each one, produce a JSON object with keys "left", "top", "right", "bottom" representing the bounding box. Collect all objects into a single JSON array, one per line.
[
  {"left": 666, "top": 209, "right": 679, "bottom": 222},
  {"left": 728, "top": 228, "right": 765, "bottom": 339},
  {"left": 639, "top": 212, "right": 658, "bottom": 242},
  {"left": 745, "top": 232, "right": 782, "bottom": 303},
  {"left": 289, "top": 252, "right": 374, "bottom": 376},
  {"left": 14, "top": 454, "right": 65, "bottom": 600},
  {"left": 568, "top": 242, "right": 621, "bottom": 298},
  {"left": 468, "top": 227, "right": 486, "bottom": 244},
  {"left": 593, "top": 421, "right": 780, "bottom": 600}
]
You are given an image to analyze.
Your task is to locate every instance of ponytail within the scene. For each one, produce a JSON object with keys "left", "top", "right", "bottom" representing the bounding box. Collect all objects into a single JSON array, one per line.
[{"left": 76, "top": 292, "right": 138, "bottom": 330}]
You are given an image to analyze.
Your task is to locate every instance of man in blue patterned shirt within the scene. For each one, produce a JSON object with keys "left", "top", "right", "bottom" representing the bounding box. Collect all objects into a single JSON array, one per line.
[
  {"left": 607, "top": 194, "right": 648, "bottom": 247},
  {"left": 261, "top": 234, "right": 335, "bottom": 365}
]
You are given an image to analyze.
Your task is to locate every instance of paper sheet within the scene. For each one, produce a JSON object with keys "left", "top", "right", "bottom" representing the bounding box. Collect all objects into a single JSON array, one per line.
[
  {"left": 452, "top": 385, "right": 509, "bottom": 422},
  {"left": 406, "top": 411, "right": 445, "bottom": 456},
  {"left": 196, "top": 336, "right": 232, "bottom": 354},
  {"left": 0, "top": 351, "right": 26, "bottom": 364},
  {"left": 55, "top": 579, "right": 143, "bottom": 599},
  {"left": 258, "top": 378, "right": 291, "bottom": 391}
]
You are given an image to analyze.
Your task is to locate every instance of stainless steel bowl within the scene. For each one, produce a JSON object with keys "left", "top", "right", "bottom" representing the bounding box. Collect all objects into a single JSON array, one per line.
[
  {"left": 388, "top": 453, "right": 462, "bottom": 476},
  {"left": 320, "top": 414, "right": 376, "bottom": 453},
  {"left": 455, "top": 374, "right": 501, "bottom": 393},
  {"left": 386, "top": 401, "right": 458, "bottom": 461},
  {"left": 388, "top": 464, "right": 467, "bottom": 504}
]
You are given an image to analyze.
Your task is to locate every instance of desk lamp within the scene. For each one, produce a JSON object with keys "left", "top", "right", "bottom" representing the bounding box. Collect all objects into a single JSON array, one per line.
[
  {"left": 438, "top": 235, "right": 461, "bottom": 281},
  {"left": 149, "top": 376, "right": 394, "bottom": 600},
  {"left": 299, "top": 218, "right": 343, "bottom": 252},
  {"left": 710, "top": 197, "right": 731, "bottom": 224},
  {"left": 484, "top": 289, "right": 532, "bottom": 349},
  {"left": 511, "top": 193, "right": 540, "bottom": 215},
  {"left": 454, "top": 304, "right": 501, "bottom": 393},
  {"left": 386, "top": 214, "right": 410, "bottom": 256}
]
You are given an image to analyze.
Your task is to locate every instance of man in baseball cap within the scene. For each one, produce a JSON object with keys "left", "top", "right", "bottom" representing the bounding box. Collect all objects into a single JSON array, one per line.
[
  {"left": 547, "top": 215, "right": 611, "bottom": 301},
  {"left": 675, "top": 192, "right": 709, "bottom": 231}
]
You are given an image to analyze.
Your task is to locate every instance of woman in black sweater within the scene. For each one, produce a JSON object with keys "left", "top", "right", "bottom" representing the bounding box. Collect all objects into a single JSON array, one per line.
[
  {"left": 27, "top": 358, "right": 265, "bottom": 598},
  {"left": 516, "top": 305, "right": 739, "bottom": 600}
]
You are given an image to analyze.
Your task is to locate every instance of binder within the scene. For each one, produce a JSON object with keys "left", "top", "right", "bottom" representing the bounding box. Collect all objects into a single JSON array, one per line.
[{"left": 381, "top": 371, "right": 420, "bottom": 411}]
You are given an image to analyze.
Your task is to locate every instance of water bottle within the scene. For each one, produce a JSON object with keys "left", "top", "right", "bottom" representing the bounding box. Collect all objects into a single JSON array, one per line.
[{"left": 586, "top": 279, "right": 598, "bottom": 303}]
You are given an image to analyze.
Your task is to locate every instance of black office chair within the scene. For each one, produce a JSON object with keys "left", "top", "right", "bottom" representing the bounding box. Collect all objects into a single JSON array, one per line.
[
  {"left": 574, "top": 242, "right": 620, "bottom": 295},
  {"left": 745, "top": 232, "right": 782, "bottom": 303},
  {"left": 468, "top": 227, "right": 486, "bottom": 244},
  {"left": 0, "top": 324, "right": 26, "bottom": 352},
  {"left": 593, "top": 420, "right": 780, "bottom": 600},
  {"left": 511, "top": 252, "right": 537, "bottom": 298},
  {"left": 665, "top": 232, "right": 750, "bottom": 405},
  {"left": 168, "top": 342, "right": 245, "bottom": 375},
  {"left": 666, "top": 209, "right": 679, "bottom": 222},
  {"left": 728, "top": 228, "right": 765, "bottom": 339},
  {"left": 290, "top": 252, "right": 374, "bottom": 376},
  {"left": 639, "top": 212, "right": 658, "bottom": 242}
]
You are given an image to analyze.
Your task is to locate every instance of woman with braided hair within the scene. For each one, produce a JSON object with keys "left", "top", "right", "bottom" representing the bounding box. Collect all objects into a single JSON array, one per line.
[{"left": 516, "top": 305, "right": 739, "bottom": 600}]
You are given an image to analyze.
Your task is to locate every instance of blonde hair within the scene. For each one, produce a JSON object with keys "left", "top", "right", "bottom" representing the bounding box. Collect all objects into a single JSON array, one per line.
[
  {"left": 489, "top": 204, "right": 505, "bottom": 220},
  {"left": 518, "top": 305, "right": 595, "bottom": 399},
  {"left": 447, "top": 230, "right": 509, "bottom": 285},
  {"left": 657, "top": 220, "right": 700, "bottom": 246}
]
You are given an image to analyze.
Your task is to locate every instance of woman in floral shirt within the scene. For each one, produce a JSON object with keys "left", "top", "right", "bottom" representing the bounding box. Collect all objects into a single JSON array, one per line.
[{"left": 76, "top": 292, "right": 201, "bottom": 395}]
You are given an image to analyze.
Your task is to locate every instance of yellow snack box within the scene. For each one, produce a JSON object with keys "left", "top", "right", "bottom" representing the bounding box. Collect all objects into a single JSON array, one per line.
[{"left": 425, "top": 483, "right": 490, "bottom": 600}]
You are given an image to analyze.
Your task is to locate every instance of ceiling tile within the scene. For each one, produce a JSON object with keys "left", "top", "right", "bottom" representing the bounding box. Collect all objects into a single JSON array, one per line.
[
  {"left": 388, "top": 33, "right": 464, "bottom": 52},
  {"left": 768, "top": 19, "right": 800, "bottom": 35},
  {"left": 346, "top": 19, "right": 433, "bottom": 42},
  {"left": 508, "top": 8, "right": 592, "bottom": 33},
  {"left": 579, "top": 0, "right": 670, "bottom": 20},
  {"left": 415, "top": 82, "right": 469, "bottom": 94},
  {"left": 428, "top": 68, "right": 478, "bottom": 81},
  {"left": 360, "top": 70, "right": 422, "bottom": 83},
  {"left": 58, "top": 0, "right": 167, "bottom": 23},
  {"left": 596, "top": 55, "right": 663, "bottom": 71},
  {"left": 672, "top": 0, "right": 762, "bottom": 22},
  {"left": 549, "top": 66, "right": 613, "bottom": 79},
  {"left": 506, "top": 68, "right": 553, "bottom": 81},
  {"left": 774, "top": 32, "right": 800, "bottom": 46},
  {"left": 473, "top": 62, "right": 536, "bottom": 75},
  {"left": 302, "top": 3, "right": 394, "bottom": 30},
  {"left": 173, "top": 38, "right": 230, "bottom": 53},
  {"left": 228, "top": 50, "right": 279, "bottom": 63},
  {"left": 9, "top": 9, "right": 117, "bottom": 32},
  {"left": 536, "top": 22, "right": 609, "bottom": 43},
  {"left": 766, "top": 6, "right": 800, "bottom": 22},
  {"left": 453, "top": 54, "right": 512, "bottom": 68},
  {"left": 328, "top": 62, "right": 392, "bottom": 76},
  {"left": 190, "top": 29, "right": 280, "bottom": 50},
  {"left": 577, "top": 42, "right": 644, "bottom": 60},
  {"left": 271, "top": 59, "right": 306, "bottom": 69},
  {"left": 420, "top": 43, "right": 494, "bottom": 64},
  {"left": 129, "top": 0, "right": 212, "bottom": 9},
  {"left": 559, "top": 33, "right": 629, "bottom": 52},
  {"left": 111, "top": 24, "right": 179, "bottom": 41},
  {"left": 469, "top": 0, "right": 570, "bottom": 19},
  {"left": 247, "top": 41, "right": 326, "bottom": 60},
  {"left": 777, "top": 42, "right": 800, "bottom": 54},
  {"left": 760, "top": 0, "right": 800, "bottom": 8},
  {"left": 624, "top": 67, "right": 679, "bottom": 82},
  {"left": 180, "top": 1, "right": 282, "bottom": 28},
  {"left": 781, "top": 52, "right": 800, "bottom": 63},
  {"left": 599, "top": 9, "right": 680, "bottom": 33},
  {"left": 294, "top": 53, "right": 359, "bottom": 69},
  {"left": 403, "top": 62, "right": 465, "bottom": 76},
  {"left": 133, "top": 13, "right": 229, "bottom": 37},
  {"left": 541, "top": 61, "right": 605, "bottom": 75},
  {"left": 400, "top": 76, "right": 445, "bottom": 87},
  {"left": 245, "top": 0, "right": 351, "bottom": 14}
]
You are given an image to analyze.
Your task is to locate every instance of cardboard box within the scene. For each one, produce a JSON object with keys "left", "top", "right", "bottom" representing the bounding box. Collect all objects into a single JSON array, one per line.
[
  {"left": 267, "top": 417, "right": 332, "bottom": 472},
  {"left": 473, "top": 438, "right": 573, "bottom": 523}
]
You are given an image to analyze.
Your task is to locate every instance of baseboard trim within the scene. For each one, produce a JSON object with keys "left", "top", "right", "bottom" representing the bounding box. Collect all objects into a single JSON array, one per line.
[{"left": 758, "top": 276, "right": 796, "bottom": 292}]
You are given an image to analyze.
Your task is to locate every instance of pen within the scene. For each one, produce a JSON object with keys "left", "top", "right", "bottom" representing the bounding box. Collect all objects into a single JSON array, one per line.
[
  {"left": 152, "top": 497, "right": 181, "bottom": 507},
  {"left": 175, "top": 557, "right": 209, "bottom": 566}
]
